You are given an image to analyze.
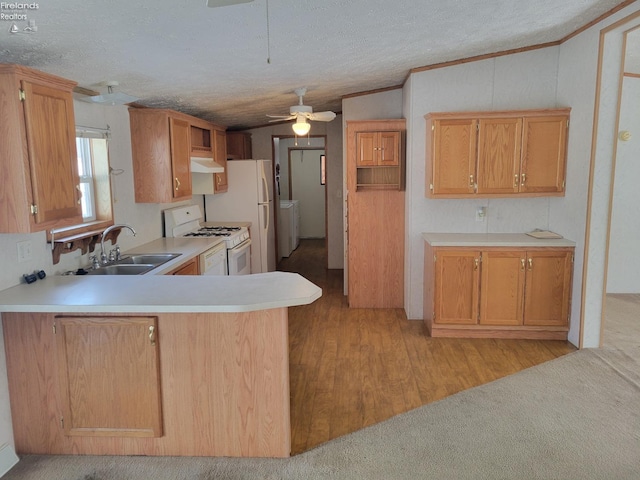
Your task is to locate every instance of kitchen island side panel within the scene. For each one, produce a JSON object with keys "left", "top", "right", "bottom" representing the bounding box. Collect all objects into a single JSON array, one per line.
[{"left": 3, "top": 309, "right": 291, "bottom": 458}]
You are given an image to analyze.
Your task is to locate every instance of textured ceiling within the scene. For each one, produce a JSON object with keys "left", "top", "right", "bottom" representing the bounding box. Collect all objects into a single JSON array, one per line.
[{"left": 0, "top": 0, "right": 631, "bottom": 129}]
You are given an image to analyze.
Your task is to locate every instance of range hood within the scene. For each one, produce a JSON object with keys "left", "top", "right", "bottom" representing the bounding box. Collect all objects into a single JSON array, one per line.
[{"left": 191, "top": 157, "right": 224, "bottom": 174}]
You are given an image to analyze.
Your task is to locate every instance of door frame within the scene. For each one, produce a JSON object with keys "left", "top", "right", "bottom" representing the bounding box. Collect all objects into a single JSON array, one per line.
[{"left": 271, "top": 135, "right": 328, "bottom": 267}]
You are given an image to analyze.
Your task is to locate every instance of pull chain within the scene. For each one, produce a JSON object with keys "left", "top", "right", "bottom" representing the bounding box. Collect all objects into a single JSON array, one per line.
[{"left": 265, "top": 0, "right": 271, "bottom": 64}]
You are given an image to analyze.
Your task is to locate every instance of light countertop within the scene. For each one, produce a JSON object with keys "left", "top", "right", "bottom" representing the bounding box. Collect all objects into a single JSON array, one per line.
[
  {"left": 0, "top": 237, "right": 322, "bottom": 314},
  {"left": 422, "top": 232, "right": 576, "bottom": 248},
  {"left": 123, "top": 237, "right": 225, "bottom": 275},
  {"left": 0, "top": 272, "right": 321, "bottom": 313}
]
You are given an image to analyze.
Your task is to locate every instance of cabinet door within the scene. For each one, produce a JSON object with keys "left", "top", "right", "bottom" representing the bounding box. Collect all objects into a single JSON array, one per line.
[
  {"left": 22, "top": 80, "right": 82, "bottom": 226},
  {"left": 214, "top": 129, "right": 228, "bottom": 193},
  {"left": 167, "top": 257, "right": 199, "bottom": 275},
  {"left": 55, "top": 316, "right": 163, "bottom": 437},
  {"left": 356, "top": 132, "right": 377, "bottom": 166},
  {"left": 379, "top": 131, "right": 400, "bottom": 166},
  {"left": 169, "top": 117, "right": 192, "bottom": 200},
  {"left": 431, "top": 119, "right": 477, "bottom": 195},
  {"left": 226, "top": 132, "right": 252, "bottom": 159},
  {"left": 476, "top": 118, "right": 522, "bottom": 194},
  {"left": 479, "top": 250, "right": 525, "bottom": 325},
  {"left": 520, "top": 115, "right": 568, "bottom": 193},
  {"left": 523, "top": 250, "right": 573, "bottom": 326},
  {"left": 434, "top": 250, "right": 480, "bottom": 325}
]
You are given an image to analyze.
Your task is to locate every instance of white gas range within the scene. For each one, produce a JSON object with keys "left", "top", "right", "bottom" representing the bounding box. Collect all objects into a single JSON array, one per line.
[{"left": 164, "top": 205, "right": 251, "bottom": 275}]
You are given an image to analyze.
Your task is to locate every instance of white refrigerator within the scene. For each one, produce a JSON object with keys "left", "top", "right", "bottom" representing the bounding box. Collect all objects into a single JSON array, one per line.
[{"left": 204, "top": 159, "right": 276, "bottom": 273}]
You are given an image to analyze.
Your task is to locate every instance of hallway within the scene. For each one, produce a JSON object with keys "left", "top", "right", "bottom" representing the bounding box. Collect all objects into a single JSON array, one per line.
[{"left": 280, "top": 239, "right": 576, "bottom": 454}]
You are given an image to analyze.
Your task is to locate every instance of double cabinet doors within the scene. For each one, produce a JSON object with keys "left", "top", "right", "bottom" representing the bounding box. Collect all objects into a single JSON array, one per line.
[
  {"left": 427, "top": 109, "right": 569, "bottom": 197},
  {"left": 356, "top": 131, "right": 401, "bottom": 166},
  {"left": 434, "top": 248, "right": 573, "bottom": 327}
]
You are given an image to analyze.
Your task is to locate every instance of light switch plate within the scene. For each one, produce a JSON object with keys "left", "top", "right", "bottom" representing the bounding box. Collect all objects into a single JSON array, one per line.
[
  {"left": 17, "top": 240, "right": 32, "bottom": 262},
  {"left": 476, "top": 206, "right": 487, "bottom": 222}
]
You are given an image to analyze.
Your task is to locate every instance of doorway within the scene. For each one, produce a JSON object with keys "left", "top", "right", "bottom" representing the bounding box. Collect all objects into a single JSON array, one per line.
[
  {"left": 603, "top": 25, "right": 640, "bottom": 349},
  {"left": 271, "top": 135, "right": 328, "bottom": 268}
]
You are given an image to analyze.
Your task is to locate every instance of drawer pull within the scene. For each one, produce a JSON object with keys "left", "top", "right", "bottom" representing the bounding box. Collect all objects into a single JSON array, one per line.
[{"left": 149, "top": 325, "right": 156, "bottom": 346}]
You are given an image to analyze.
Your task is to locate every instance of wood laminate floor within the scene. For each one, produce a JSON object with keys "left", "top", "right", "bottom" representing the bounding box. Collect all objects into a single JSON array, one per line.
[{"left": 279, "top": 239, "right": 576, "bottom": 455}]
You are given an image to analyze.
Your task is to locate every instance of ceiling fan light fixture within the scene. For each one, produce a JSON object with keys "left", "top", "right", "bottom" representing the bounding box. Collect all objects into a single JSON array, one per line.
[
  {"left": 292, "top": 117, "right": 311, "bottom": 136},
  {"left": 78, "top": 81, "right": 139, "bottom": 106}
]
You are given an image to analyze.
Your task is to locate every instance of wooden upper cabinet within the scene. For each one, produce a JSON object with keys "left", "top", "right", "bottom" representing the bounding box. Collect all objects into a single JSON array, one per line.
[
  {"left": 226, "top": 131, "right": 252, "bottom": 160},
  {"left": 430, "top": 118, "right": 477, "bottom": 195},
  {"left": 520, "top": 116, "right": 568, "bottom": 194},
  {"left": 169, "top": 117, "right": 192, "bottom": 200},
  {"left": 130, "top": 108, "right": 193, "bottom": 203},
  {"left": 55, "top": 316, "right": 163, "bottom": 438},
  {"left": 476, "top": 117, "right": 522, "bottom": 194},
  {"left": 0, "top": 64, "right": 82, "bottom": 233},
  {"left": 190, "top": 122, "right": 212, "bottom": 158},
  {"left": 214, "top": 128, "right": 228, "bottom": 193},
  {"left": 356, "top": 131, "right": 400, "bottom": 167},
  {"left": 426, "top": 108, "right": 570, "bottom": 198}
]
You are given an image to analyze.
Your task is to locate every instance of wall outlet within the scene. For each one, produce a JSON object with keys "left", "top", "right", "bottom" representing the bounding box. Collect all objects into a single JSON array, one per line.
[
  {"left": 17, "top": 240, "right": 32, "bottom": 263},
  {"left": 476, "top": 206, "right": 487, "bottom": 222}
]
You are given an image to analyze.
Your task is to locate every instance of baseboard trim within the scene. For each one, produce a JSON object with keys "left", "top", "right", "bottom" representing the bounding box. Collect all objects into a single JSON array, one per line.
[{"left": 0, "top": 443, "right": 19, "bottom": 477}]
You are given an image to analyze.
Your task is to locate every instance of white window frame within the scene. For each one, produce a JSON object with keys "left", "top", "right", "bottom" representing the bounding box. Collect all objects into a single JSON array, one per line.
[{"left": 76, "top": 126, "right": 110, "bottom": 222}]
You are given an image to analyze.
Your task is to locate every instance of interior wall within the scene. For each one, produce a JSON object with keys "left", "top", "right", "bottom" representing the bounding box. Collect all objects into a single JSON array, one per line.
[
  {"left": 247, "top": 118, "right": 344, "bottom": 269},
  {"left": 403, "top": 48, "right": 562, "bottom": 323},
  {"left": 290, "top": 149, "right": 326, "bottom": 238},
  {"left": 606, "top": 77, "right": 640, "bottom": 293}
]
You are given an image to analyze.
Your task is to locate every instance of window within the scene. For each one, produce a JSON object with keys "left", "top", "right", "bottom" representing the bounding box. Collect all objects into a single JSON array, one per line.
[
  {"left": 51, "top": 127, "right": 113, "bottom": 237},
  {"left": 76, "top": 137, "right": 96, "bottom": 220},
  {"left": 75, "top": 127, "right": 112, "bottom": 223},
  {"left": 50, "top": 127, "right": 115, "bottom": 264}
]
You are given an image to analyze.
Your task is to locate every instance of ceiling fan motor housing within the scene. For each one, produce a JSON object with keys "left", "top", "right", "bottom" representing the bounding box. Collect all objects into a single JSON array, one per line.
[{"left": 290, "top": 105, "right": 313, "bottom": 115}]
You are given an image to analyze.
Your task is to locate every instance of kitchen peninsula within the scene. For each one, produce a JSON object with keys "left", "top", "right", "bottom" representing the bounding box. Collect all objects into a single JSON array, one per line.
[{"left": 0, "top": 271, "right": 321, "bottom": 458}]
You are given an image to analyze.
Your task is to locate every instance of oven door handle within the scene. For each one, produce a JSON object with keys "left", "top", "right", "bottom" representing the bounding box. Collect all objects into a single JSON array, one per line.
[{"left": 229, "top": 238, "right": 251, "bottom": 256}]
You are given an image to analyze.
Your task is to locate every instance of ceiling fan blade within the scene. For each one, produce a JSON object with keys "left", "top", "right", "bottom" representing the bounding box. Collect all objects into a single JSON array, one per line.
[
  {"left": 308, "top": 111, "right": 336, "bottom": 122},
  {"left": 206, "top": 0, "right": 253, "bottom": 7},
  {"left": 268, "top": 117, "right": 296, "bottom": 123},
  {"left": 267, "top": 114, "right": 296, "bottom": 120}
]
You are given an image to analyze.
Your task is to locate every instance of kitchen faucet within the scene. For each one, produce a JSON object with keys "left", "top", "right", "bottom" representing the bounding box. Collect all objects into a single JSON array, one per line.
[{"left": 100, "top": 224, "right": 137, "bottom": 265}]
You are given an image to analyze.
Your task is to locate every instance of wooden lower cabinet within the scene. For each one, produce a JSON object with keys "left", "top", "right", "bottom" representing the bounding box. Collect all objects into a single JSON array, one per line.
[
  {"left": 424, "top": 244, "right": 573, "bottom": 339},
  {"left": 55, "top": 316, "right": 162, "bottom": 437},
  {"left": 165, "top": 257, "right": 199, "bottom": 275},
  {"left": 3, "top": 309, "right": 291, "bottom": 457}
]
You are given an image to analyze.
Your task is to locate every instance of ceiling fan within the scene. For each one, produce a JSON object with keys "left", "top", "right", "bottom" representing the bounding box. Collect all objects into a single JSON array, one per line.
[{"left": 267, "top": 87, "right": 337, "bottom": 135}]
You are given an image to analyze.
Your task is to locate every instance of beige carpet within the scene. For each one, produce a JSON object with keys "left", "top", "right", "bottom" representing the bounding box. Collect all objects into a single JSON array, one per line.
[{"left": 4, "top": 344, "right": 639, "bottom": 480}]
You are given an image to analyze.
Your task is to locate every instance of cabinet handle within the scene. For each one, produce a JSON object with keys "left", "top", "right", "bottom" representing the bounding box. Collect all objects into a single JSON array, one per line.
[
  {"left": 75, "top": 184, "right": 83, "bottom": 204},
  {"left": 469, "top": 174, "right": 475, "bottom": 188},
  {"left": 521, "top": 258, "right": 525, "bottom": 270},
  {"left": 514, "top": 174, "right": 519, "bottom": 188},
  {"left": 474, "top": 257, "right": 479, "bottom": 270},
  {"left": 174, "top": 177, "right": 181, "bottom": 191},
  {"left": 149, "top": 325, "right": 156, "bottom": 346},
  {"left": 527, "top": 258, "right": 533, "bottom": 271},
  {"left": 521, "top": 173, "right": 526, "bottom": 186},
  {"left": 216, "top": 175, "right": 221, "bottom": 185}
]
